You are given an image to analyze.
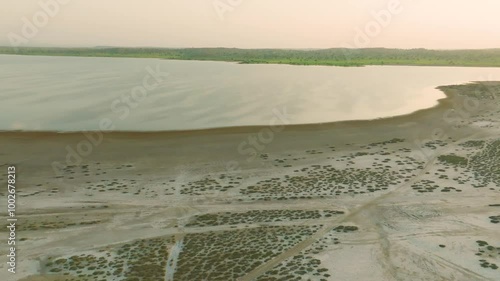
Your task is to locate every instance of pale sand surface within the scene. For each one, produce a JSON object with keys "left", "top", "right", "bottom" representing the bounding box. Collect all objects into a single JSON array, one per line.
[{"left": 0, "top": 82, "right": 499, "bottom": 281}]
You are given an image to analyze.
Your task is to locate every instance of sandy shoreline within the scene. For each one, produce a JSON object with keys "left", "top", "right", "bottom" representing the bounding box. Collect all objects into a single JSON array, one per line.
[
  {"left": 0, "top": 82, "right": 472, "bottom": 150},
  {"left": 0, "top": 81, "right": 461, "bottom": 137},
  {"left": 0, "top": 83, "right": 485, "bottom": 177}
]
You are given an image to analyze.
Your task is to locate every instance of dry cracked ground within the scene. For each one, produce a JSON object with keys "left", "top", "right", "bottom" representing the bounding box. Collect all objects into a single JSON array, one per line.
[{"left": 1, "top": 82, "right": 499, "bottom": 281}]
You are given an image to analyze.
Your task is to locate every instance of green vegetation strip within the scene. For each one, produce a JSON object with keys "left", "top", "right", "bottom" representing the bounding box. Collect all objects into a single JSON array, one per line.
[
  {"left": 437, "top": 155, "right": 468, "bottom": 167},
  {"left": 45, "top": 236, "right": 175, "bottom": 281},
  {"left": 175, "top": 225, "right": 320, "bottom": 280},
  {"left": 186, "top": 209, "right": 344, "bottom": 227},
  {"left": 3, "top": 47, "right": 500, "bottom": 67}
]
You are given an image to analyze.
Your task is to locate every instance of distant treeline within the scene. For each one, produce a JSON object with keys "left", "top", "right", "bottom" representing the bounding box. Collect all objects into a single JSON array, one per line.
[{"left": 2, "top": 47, "right": 500, "bottom": 67}]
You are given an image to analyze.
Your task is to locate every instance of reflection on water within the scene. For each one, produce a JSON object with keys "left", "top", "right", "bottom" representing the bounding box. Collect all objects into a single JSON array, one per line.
[{"left": 1, "top": 55, "right": 499, "bottom": 131}]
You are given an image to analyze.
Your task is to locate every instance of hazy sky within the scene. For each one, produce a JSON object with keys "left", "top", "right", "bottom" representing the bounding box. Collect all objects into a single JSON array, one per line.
[{"left": 2, "top": 0, "right": 500, "bottom": 49}]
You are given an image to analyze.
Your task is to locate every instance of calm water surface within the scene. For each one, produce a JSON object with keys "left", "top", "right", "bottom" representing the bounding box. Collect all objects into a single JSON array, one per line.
[{"left": 1, "top": 55, "right": 500, "bottom": 131}]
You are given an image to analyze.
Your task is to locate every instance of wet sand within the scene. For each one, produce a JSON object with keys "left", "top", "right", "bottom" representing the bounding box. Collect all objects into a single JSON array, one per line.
[{"left": 0, "top": 82, "right": 484, "bottom": 176}]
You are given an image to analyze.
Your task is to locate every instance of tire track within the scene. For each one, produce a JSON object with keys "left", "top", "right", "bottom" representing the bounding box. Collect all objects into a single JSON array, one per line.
[{"left": 239, "top": 133, "right": 489, "bottom": 281}]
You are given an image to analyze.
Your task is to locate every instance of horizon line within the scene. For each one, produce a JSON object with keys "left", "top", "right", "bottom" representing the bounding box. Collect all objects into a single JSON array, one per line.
[{"left": 2, "top": 46, "right": 500, "bottom": 51}]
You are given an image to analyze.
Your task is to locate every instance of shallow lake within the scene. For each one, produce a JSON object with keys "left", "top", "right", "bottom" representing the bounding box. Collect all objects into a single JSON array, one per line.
[{"left": 1, "top": 55, "right": 500, "bottom": 131}]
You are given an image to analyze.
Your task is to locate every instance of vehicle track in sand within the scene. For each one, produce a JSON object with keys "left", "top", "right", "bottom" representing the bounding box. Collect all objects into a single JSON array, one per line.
[{"left": 238, "top": 133, "right": 491, "bottom": 281}]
